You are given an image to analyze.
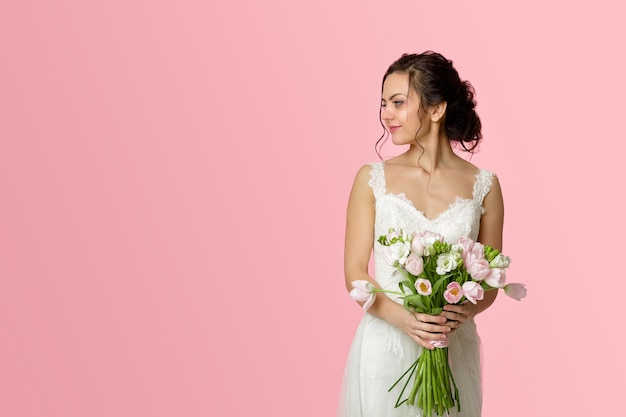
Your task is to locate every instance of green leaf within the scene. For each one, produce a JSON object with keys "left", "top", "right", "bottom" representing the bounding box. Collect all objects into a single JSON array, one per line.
[
  {"left": 405, "top": 294, "right": 426, "bottom": 312},
  {"left": 433, "top": 275, "right": 451, "bottom": 294},
  {"left": 399, "top": 281, "right": 415, "bottom": 296}
]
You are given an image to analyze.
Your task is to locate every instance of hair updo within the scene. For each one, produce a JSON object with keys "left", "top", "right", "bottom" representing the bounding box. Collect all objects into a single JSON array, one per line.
[{"left": 382, "top": 51, "right": 482, "bottom": 152}]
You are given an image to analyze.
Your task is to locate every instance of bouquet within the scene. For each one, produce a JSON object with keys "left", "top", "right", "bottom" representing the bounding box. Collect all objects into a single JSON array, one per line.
[{"left": 349, "top": 228, "right": 527, "bottom": 417}]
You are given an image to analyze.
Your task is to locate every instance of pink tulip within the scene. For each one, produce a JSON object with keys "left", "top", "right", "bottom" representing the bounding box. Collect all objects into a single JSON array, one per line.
[
  {"left": 349, "top": 280, "right": 376, "bottom": 311},
  {"left": 412, "top": 230, "right": 444, "bottom": 256},
  {"left": 484, "top": 267, "right": 507, "bottom": 289},
  {"left": 443, "top": 282, "right": 463, "bottom": 304},
  {"left": 504, "top": 283, "right": 527, "bottom": 301},
  {"left": 466, "top": 255, "right": 491, "bottom": 281},
  {"left": 415, "top": 278, "right": 432, "bottom": 296},
  {"left": 410, "top": 237, "right": 425, "bottom": 257},
  {"left": 415, "top": 230, "right": 444, "bottom": 242},
  {"left": 455, "top": 236, "right": 475, "bottom": 258},
  {"left": 461, "top": 281, "right": 484, "bottom": 304},
  {"left": 405, "top": 253, "right": 424, "bottom": 276},
  {"left": 386, "top": 230, "right": 401, "bottom": 241},
  {"left": 465, "top": 242, "right": 485, "bottom": 265}
]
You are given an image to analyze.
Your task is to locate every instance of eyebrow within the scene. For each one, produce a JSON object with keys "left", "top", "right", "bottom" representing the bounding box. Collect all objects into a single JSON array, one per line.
[{"left": 381, "top": 93, "right": 407, "bottom": 101}]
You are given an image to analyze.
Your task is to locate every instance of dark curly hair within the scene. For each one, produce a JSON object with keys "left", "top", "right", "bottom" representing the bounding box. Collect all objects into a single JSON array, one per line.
[{"left": 377, "top": 51, "right": 482, "bottom": 155}]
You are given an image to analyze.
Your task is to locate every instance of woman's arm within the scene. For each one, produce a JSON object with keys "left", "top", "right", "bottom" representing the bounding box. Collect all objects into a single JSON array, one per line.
[
  {"left": 442, "top": 174, "right": 505, "bottom": 324},
  {"left": 344, "top": 165, "right": 451, "bottom": 350}
]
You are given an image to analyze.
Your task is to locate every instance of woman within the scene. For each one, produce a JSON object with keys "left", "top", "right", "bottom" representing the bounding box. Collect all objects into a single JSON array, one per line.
[{"left": 337, "top": 51, "right": 504, "bottom": 417}]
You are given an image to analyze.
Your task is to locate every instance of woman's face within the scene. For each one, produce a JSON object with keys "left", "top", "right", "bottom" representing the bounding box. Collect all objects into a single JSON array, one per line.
[{"left": 381, "top": 72, "right": 425, "bottom": 145}]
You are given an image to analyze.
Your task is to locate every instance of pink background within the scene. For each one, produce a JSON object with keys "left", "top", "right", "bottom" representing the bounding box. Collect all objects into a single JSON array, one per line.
[{"left": 1, "top": 1, "right": 624, "bottom": 416}]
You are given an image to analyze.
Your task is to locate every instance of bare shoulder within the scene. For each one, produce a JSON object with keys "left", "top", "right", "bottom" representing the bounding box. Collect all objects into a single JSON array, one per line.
[
  {"left": 348, "top": 163, "right": 375, "bottom": 201},
  {"left": 352, "top": 163, "right": 374, "bottom": 186}
]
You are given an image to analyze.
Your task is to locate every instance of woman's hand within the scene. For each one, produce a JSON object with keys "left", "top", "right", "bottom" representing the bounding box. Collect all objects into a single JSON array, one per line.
[
  {"left": 392, "top": 307, "right": 452, "bottom": 350},
  {"left": 441, "top": 302, "right": 475, "bottom": 332}
]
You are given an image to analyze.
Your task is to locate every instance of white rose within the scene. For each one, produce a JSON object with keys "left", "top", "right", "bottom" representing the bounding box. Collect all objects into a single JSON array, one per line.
[
  {"left": 489, "top": 254, "right": 511, "bottom": 268},
  {"left": 385, "top": 241, "right": 411, "bottom": 266},
  {"left": 436, "top": 253, "right": 458, "bottom": 275}
]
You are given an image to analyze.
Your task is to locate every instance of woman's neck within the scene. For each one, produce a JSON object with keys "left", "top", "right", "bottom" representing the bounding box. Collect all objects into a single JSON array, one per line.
[{"left": 403, "top": 132, "right": 455, "bottom": 173}]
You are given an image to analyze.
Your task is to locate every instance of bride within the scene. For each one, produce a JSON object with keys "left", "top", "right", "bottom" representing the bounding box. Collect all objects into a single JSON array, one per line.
[{"left": 337, "top": 51, "right": 504, "bottom": 417}]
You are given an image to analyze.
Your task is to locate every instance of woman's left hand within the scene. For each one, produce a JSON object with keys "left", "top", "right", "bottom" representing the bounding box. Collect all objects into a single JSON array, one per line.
[{"left": 441, "top": 303, "right": 475, "bottom": 331}]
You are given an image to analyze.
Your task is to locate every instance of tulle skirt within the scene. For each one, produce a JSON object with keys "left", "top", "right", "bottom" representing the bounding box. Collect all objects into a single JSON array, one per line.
[{"left": 337, "top": 314, "right": 483, "bottom": 417}]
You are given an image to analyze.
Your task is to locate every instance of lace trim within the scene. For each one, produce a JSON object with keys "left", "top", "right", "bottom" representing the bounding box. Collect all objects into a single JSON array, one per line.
[
  {"left": 386, "top": 193, "right": 474, "bottom": 223},
  {"left": 367, "top": 162, "right": 386, "bottom": 199},
  {"left": 472, "top": 170, "right": 495, "bottom": 206},
  {"left": 369, "top": 162, "right": 495, "bottom": 214}
]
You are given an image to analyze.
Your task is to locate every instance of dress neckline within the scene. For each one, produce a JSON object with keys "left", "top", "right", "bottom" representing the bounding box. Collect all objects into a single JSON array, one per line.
[{"left": 378, "top": 162, "right": 482, "bottom": 222}]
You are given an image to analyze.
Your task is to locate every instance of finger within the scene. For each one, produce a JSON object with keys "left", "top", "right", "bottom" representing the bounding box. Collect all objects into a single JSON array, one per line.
[
  {"left": 443, "top": 304, "right": 466, "bottom": 313},
  {"left": 410, "top": 320, "right": 451, "bottom": 334},
  {"left": 415, "top": 312, "right": 448, "bottom": 324},
  {"left": 441, "top": 311, "right": 465, "bottom": 323},
  {"left": 405, "top": 317, "right": 450, "bottom": 337}
]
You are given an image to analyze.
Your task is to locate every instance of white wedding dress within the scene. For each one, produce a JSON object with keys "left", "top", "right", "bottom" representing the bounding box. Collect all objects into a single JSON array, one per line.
[{"left": 337, "top": 162, "right": 495, "bottom": 417}]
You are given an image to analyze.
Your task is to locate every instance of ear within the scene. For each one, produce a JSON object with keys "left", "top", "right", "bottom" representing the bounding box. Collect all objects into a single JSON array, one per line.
[{"left": 430, "top": 101, "right": 447, "bottom": 123}]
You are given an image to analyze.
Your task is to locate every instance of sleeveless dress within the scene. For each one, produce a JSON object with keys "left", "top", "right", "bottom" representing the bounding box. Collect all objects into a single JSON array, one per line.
[{"left": 337, "top": 162, "right": 495, "bottom": 417}]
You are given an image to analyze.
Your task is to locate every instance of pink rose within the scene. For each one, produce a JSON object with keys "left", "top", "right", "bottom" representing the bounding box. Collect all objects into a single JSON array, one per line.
[
  {"left": 504, "top": 283, "right": 527, "bottom": 300},
  {"left": 484, "top": 267, "right": 507, "bottom": 288},
  {"left": 349, "top": 280, "right": 376, "bottom": 311},
  {"left": 405, "top": 253, "right": 424, "bottom": 276},
  {"left": 461, "top": 281, "right": 484, "bottom": 304},
  {"left": 443, "top": 282, "right": 463, "bottom": 304},
  {"left": 415, "top": 278, "right": 432, "bottom": 296}
]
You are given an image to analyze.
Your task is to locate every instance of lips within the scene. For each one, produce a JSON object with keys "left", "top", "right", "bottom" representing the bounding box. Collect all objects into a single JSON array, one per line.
[{"left": 388, "top": 126, "right": 400, "bottom": 133}]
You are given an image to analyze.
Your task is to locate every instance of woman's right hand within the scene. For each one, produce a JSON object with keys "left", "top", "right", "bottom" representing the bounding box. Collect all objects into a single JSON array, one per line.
[{"left": 393, "top": 307, "right": 452, "bottom": 350}]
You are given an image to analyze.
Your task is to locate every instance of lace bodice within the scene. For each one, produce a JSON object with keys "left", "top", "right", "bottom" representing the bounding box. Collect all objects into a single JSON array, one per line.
[{"left": 368, "top": 162, "right": 494, "bottom": 296}]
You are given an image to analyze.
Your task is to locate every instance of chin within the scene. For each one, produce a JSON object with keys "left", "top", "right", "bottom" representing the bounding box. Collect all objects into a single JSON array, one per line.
[{"left": 390, "top": 136, "right": 413, "bottom": 146}]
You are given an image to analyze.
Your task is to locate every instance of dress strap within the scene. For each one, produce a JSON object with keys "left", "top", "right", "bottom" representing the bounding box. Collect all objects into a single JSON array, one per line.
[
  {"left": 367, "top": 162, "right": 386, "bottom": 199},
  {"left": 472, "top": 169, "right": 495, "bottom": 206}
]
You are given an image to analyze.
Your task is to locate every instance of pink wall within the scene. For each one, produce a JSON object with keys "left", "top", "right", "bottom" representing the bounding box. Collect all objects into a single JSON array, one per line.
[{"left": 1, "top": 1, "right": 624, "bottom": 416}]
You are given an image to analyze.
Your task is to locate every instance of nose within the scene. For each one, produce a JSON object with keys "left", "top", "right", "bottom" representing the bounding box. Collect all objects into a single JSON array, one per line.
[{"left": 381, "top": 106, "right": 393, "bottom": 122}]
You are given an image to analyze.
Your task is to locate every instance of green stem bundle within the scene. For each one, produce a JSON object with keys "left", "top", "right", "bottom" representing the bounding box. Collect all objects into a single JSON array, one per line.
[{"left": 388, "top": 347, "right": 460, "bottom": 417}]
